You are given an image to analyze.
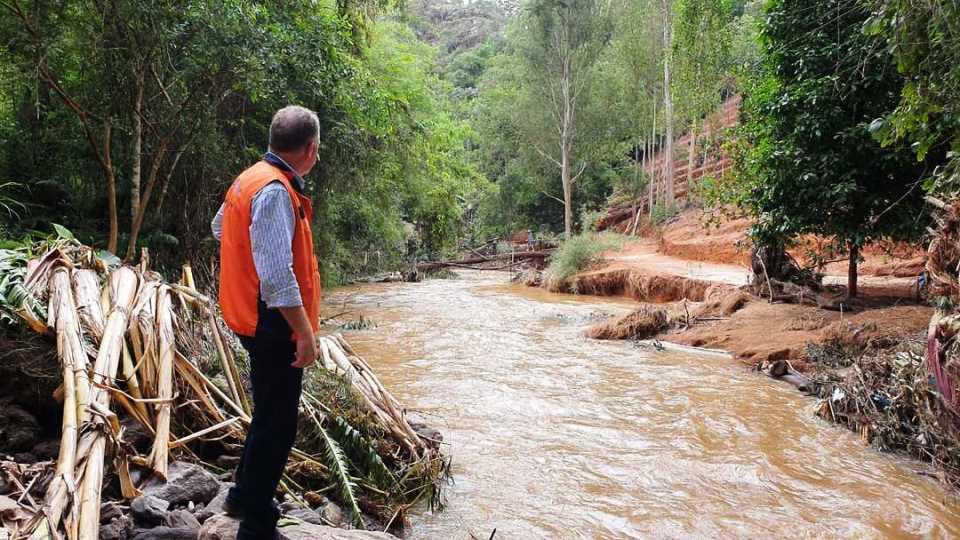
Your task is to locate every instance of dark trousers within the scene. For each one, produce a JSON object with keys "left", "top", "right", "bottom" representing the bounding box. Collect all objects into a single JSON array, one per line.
[{"left": 228, "top": 308, "right": 303, "bottom": 540}]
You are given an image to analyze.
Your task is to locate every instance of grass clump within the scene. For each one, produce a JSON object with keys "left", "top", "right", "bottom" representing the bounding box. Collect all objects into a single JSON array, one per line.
[{"left": 543, "top": 232, "right": 624, "bottom": 292}]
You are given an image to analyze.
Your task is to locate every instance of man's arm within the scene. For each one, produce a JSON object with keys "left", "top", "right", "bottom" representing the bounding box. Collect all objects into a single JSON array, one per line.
[
  {"left": 250, "top": 183, "right": 316, "bottom": 367},
  {"left": 211, "top": 203, "right": 225, "bottom": 241}
]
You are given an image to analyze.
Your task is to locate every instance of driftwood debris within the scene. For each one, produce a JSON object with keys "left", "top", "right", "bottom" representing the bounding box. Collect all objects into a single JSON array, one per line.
[
  {"left": 416, "top": 250, "right": 552, "bottom": 273},
  {"left": 5, "top": 243, "right": 443, "bottom": 539}
]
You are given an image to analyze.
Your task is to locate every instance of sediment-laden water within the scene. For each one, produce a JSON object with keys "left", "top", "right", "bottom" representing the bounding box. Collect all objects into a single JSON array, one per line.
[{"left": 326, "top": 271, "right": 960, "bottom": 539}]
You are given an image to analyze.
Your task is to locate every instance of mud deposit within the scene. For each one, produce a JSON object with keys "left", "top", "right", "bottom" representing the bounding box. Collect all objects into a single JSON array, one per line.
[{"left": 326, "top": 272, "right": 959, "bottom": 539}]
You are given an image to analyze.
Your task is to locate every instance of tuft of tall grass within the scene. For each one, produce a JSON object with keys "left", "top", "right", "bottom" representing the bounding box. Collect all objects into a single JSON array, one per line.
[{"left": 543, "top": 232, "right": 624, "bottom": 291}]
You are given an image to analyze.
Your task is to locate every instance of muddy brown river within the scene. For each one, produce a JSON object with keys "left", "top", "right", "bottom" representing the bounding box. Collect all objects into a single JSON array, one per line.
[{"left": 326, "top": 271, "right": 960, "bottom": 539}]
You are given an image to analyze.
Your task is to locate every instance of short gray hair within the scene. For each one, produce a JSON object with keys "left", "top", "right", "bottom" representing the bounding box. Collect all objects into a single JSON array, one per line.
[{"left": 268, "top": 105, "right": 320, "bottom": 153}]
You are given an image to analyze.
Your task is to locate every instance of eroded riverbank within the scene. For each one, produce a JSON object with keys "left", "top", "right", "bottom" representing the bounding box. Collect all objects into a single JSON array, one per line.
[{"left": 327, "top": 271, "right": 960, "bottom": 539}]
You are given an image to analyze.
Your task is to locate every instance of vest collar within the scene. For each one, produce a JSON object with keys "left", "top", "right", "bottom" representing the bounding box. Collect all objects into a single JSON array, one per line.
[{"left": 264, "top": 151, "right": 305, "bottom": 193}]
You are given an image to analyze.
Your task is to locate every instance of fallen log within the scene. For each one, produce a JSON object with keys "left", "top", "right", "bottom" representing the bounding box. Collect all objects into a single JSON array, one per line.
[
  {"left": 596, "top": 205, "right": 638, "bottom": 231},
  {"left": 416, "top": 250, "right": 553, "bottom": 273}
]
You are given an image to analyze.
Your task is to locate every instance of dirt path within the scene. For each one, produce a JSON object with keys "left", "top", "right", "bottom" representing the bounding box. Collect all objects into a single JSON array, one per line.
[
  {"left": 572, "top": 240, "right": 931, "bottom": 369},
  {"left": 605, "top": 240, "right": 919, "bottom": 299},
  {"left": 604, "top": 241, "right": 751, "bottom": 286}
]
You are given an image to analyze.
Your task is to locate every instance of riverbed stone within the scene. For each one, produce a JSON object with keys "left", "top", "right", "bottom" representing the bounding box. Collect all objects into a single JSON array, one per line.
[
  {"left": 320, "top": 501, "right": 346, "bottom": 527},
  {"left": 100, "top": 501, "right": 125, "bottom": 523},
  {"left": 100, "top": 515, "right": 132, "bottom": 540},
  {"left": 165, "top": 508, "right": 201, "bottom": 530},
  {"left": 286, "top": 507, "right": 325, "bottom": 525},
  {"left": 199, "top": 513, "right": 394, "bottom": 539},
  {"left": 194, "top": 482, "right": 232, "bottom": 523},
  {"left": 130, "top": 526, "right": 199, "bottom": 540},
  {"left": 142, "top": 461, "right": 220, "bottom": 506},
  {"left": 130, "top": 495, "right": 169, "bottom": 526}
]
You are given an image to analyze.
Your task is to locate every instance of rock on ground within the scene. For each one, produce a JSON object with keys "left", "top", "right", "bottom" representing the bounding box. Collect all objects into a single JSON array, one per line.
[
  {"left": 194, "top": 482, "right": 232, "bottom": 523},
  {"left": 199, "top": 514, "right": 394, "bottom": 540},
  {"left": 100, "top": 515, "right": 133, "bottom": 540},
  {"left": 142, "top": 462, "right": 220, "bottom": 506},
  {"left": 165, "top": 508, "right": 201, "bottom": 530},
  {"left": 130, "top": 526, "right": 199, "bottom": 540},
  {"left": 0, "top": 402, "right": 40, "bottom": 452},
  {"left": 130, "top": 495, "right": 169, "bottom": 526}
]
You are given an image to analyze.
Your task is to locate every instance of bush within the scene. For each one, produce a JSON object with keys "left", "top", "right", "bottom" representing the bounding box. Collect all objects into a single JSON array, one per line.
[
  {"left": 613, "top": 168, "right": 649, "bottom": 202},
  {"left": 579, "top": 207, "right": 607, "bottom": 233},
  {"left": 650, "top": 201, "right": 679, "bottom": 225},
  {"left": 543, "top": 232, "right": 623, "bottom": 290}
]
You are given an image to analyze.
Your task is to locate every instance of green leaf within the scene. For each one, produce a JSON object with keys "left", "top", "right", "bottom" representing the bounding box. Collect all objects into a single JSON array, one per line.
[
  {"left": 96, "top": 250, "right": 122, "bottom": 268},
  {"left": 51, "top": 223, "right": 75, "bottom": 241},
  {"left": 318, "top": 423, "right": 365, "bottom": 529}
]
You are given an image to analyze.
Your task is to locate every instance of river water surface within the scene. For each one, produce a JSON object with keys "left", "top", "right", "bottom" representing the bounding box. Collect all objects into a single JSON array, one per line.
[{"left": 325, "top": 271, "right": 960, "bottom": 539}]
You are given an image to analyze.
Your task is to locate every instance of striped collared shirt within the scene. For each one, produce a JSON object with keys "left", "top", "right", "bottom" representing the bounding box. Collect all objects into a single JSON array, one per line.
[{"left": 211, "top": 152, "right": 305, "bottom": 308}]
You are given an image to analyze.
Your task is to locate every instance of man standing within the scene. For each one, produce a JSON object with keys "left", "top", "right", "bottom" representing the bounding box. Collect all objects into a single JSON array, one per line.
[{"left": 211, "top": 106, "right": 322, "bottom": 539}]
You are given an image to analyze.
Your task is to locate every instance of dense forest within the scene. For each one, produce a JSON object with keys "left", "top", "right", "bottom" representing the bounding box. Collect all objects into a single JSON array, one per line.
[{"left": 1, "top": 0, "right": 958, "bottom": 289}]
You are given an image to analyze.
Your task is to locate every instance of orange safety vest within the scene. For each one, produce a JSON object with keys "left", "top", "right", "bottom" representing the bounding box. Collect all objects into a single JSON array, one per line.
[{"left": 218, "top": 160, "right": 321, "bottom": 338}]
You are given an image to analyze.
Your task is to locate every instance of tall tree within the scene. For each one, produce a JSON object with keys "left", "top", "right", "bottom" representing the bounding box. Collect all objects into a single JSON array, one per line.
[
  {"left": 731, "top": 0, "right": 932, "bottom": 297},
  {"left": 867, "top": 0, "right": 960, "bottom": 196},
  {"left": 520, "top": 0, "right": 614, "bottom": 237},
  {"left": 661, "top": 0, "right": 676, "bottom": 204}
]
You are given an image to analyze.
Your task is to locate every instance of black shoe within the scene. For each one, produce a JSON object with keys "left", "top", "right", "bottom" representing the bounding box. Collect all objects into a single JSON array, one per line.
[
  {"left": 224, "top": 495, "right": 282, "bottom": 522},
  {"left": 222, "top": 495, "right": 244, "bottom": 518}
]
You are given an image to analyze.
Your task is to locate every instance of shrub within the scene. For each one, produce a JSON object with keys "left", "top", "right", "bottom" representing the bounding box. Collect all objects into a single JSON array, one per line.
[
  {"left": 543, "top": 232, "right": 623, "bottom": 290},
  {"left": 650, "top": 201, "right": 679, "bottom": 225}
]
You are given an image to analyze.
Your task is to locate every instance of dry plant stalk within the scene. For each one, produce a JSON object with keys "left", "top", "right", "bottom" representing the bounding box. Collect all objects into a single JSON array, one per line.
[
  {"left": 318, "top": 334, "right": 427, "bottom": 459},
  {"left": 11, "top": 246, "right": 444, "bottom": 540},
  {"left": 76, "top": 267, "right": 139, "bottom": 539},
  {"left": 43, "top": 265, "right": 89, "bottom": 531},
  {"left": 147, "top": 286, "right": 175, "bottom": 479}
]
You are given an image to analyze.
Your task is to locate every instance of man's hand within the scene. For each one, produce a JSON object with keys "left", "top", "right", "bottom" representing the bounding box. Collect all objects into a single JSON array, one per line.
[
  {"left": 278, "top": 305, "right": 318, "bottom": 369},
  {"left": 292, "top": 332, "right": 317, "bottom": 369}
]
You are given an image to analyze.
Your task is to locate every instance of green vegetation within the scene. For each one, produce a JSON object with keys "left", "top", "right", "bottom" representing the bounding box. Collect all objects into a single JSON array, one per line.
[
  {"left": 1, "top": 0, "right": 959, "bottom": 295},
  {"left": 543, "top": 232, "right": 623, "bottom": 290},
  {"left": 0, "top": 0, "right": 486, "bottom": 285},
  {"left": 709, "top": 0, "right": 946, "bottom": 297},
  {"left": 469, "top": 0, "right": 753, "bottom": 239}
]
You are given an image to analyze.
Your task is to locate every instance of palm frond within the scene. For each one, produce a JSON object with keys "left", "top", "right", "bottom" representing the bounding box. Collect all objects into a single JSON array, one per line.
[
  {"left": 0, "top": 247, "right": 45, "bottom": 323},
  {"left": 330, "top": 415, "right": 397, "bottom": 490},
  {"left": 318, "top": 423, "right": 365, "bottom": 529}
]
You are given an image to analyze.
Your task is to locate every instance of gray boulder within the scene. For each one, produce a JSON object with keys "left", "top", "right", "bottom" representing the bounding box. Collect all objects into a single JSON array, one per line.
[
  {"left": 130, "top": 495, "right": 169, "bottom": 526},
  {"left": 130, "top": 527, "right": 198, "bottom": 540},
  {"left": 199, "top": 514, "right": 394, "bottom": 540},
  {"left": 285, "top": 507, "right": 325, "bottom": 526},
  {"left": 320, "top": 502, "right": 346, "bottom": 528},
  {"left": 165, "top": 509, "right": 201, "bottom": 530},
  {"left": 100, "top": 516, "right": 132, "bottom": 540},
  {"left": 142, "top": 462, "right": 220, "bottom": 506},
  {"left": 194, "top": 482, "right": 233, "bottom": 523}
]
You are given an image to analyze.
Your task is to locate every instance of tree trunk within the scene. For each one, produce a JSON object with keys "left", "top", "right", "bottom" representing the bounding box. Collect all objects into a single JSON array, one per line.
[
  {"left": 560, "top": 53, "right": 574, "bottom": 238},
  {"left": 847, "top": 241, "right": 859, "bottom": 299},
  {"left": 648, "top": 99, "right": 657, "bottom": 220},
  {"left": 125, "top": 140, "right": 170, "bottom": 262},
  {"left": 130, "top": 69, "right": 143, "bottom": 225},
  {"left": 562, "top": 147, "right": 572, "bottom": 238},
  {"left": 154, "top": 149, "right": 183, "bottom": 220},
  {"left": 661, "top": 0, "right": 675, "bottom": 205},
  {"left": 686, "top": 122, "right": 696, "bottom": 202},
  {"left": 104, "top": 124, "right": 118, "bottom": 254}
]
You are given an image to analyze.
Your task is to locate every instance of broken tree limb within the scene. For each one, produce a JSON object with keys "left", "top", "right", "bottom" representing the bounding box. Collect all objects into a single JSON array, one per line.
[{"left": 416, "top": 250, "right": 552, "bottom": 273}]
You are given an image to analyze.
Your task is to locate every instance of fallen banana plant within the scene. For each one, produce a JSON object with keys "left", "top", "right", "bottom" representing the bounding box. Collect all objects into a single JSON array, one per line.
[{"left": 0, "top": 241, "right": 447, "bottom": 538}]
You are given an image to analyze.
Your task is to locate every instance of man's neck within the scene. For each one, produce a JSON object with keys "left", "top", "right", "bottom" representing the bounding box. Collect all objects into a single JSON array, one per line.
[{"left": 271, "top": 151, "right": 304, "bottom": 176}]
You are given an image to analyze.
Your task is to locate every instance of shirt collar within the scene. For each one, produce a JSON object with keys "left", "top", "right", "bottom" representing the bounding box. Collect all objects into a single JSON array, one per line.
[{"left": 264, "top": 151, "right": 305, "bottom": 191}]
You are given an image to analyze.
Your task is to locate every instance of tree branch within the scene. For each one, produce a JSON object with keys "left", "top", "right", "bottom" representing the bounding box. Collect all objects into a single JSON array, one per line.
[{"left": 534, "top": 144, "right": 562, "bottom": 169}]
